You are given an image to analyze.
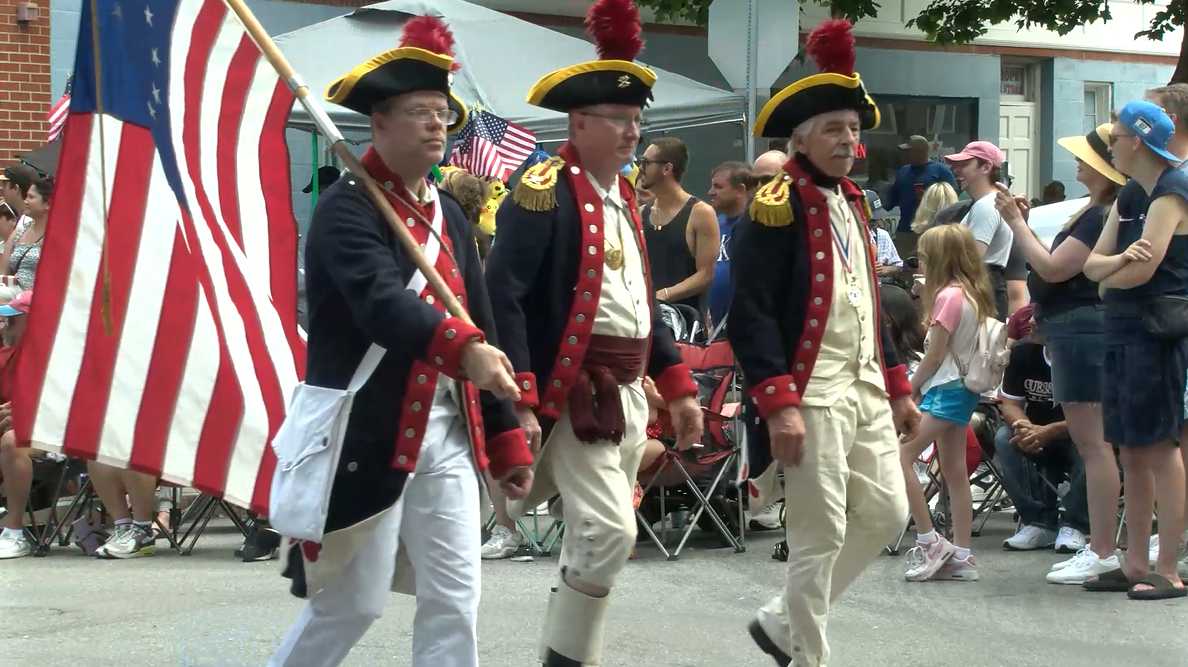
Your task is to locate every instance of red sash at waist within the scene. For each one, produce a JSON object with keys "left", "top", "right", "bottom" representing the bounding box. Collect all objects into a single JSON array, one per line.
[{"left": 568, "top": 334, "right": 647, "bottom": 445}]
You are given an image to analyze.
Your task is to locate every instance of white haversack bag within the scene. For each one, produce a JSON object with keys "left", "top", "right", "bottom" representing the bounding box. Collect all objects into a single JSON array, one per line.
[
  {"left": 955, "top": 317, "right": 1010, "bottom": 394},
  {"left": 268, "top": 344, "right": 385, "bottom": 542}
]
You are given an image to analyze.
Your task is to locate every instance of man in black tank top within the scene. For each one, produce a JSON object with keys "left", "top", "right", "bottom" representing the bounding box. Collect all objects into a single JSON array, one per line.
[{"left": 637, "top": 137, "right": 720, "bottom": 323}]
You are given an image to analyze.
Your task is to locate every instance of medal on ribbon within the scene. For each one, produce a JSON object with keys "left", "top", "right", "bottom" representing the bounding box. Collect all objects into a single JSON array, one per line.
[{"left": 832, "top": 217, "right": 862, "bottom": 307}]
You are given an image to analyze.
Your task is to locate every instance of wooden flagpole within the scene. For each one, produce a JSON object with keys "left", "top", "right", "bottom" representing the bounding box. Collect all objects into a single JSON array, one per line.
[{"left": 223, "top": 0, "right": 474, "bottom": 326}]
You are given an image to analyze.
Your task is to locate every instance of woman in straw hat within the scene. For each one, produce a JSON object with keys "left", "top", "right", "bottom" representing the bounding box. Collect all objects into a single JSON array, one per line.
[{"left": 993, "top": 122, "right": 1125, "bottom": 586}]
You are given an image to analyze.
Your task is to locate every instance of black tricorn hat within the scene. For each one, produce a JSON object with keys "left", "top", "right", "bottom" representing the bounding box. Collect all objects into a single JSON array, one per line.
[
  {"left": 753, "top": 20, "right": 880, "bottom": 139},
  {"left": 303, "top": 165, "right": 342, "bottom": 193},
  {"left": 526, "top": 0, "right": 656, "bottom": 113},
  {"left": 325, "top": 15, "right": 468, "bottom": 134}
]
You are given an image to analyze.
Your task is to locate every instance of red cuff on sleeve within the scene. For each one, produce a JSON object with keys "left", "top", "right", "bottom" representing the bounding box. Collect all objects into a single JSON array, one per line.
[
  {"left": 484, "top": 429, "right": 534, "bottom": 480},
  {"left": 884, "top": 364, "right": 912, "bottom": 401},
  {"left": 749, "top": 375, "right": 801, "bottom": 419},
  {"left": 514, "top": 372, "right": 539, "bottom": 410},
  {"left": 426, "top": 317, "right": 484, "bottom": 379},
  {"left": 654, "top": 363, "right": 698, "bottom": 403}
]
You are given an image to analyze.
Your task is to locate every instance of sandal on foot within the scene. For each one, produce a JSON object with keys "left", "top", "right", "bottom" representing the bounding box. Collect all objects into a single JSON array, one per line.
[
  {"left": 1128, "top": 573, "right": 1187, "bottom": 601},
  {"left": 1083, "top": 568, "right": 1134, "bottom": 592}
]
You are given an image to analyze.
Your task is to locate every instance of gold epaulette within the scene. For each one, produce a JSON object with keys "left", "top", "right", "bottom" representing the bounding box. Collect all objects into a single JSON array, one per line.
[
  {"left": 749, "top": 170, "right": 794, "bottom": 227},
  {"left": 514, "top": 157, "right": 565, "bottom": 212}
]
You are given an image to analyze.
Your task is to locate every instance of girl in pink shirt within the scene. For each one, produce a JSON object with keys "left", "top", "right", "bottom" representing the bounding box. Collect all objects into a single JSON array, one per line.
[{"left": 899, "top": 224, "right": 997, "bottom": 583}]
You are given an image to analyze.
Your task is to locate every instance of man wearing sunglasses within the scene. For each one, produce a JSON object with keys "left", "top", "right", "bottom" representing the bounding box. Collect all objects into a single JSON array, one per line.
[{"left": 752, "top": 149, "right": 788, "bottom": 188}]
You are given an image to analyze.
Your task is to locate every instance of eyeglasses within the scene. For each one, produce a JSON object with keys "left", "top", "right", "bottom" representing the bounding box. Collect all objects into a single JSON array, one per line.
[
  {"left": 580, "top": 111, "right": 645, "bottom": 130},
  {"left": 1108, "top": 132, "right": 1136, "bottom": 146},
  {"left": 636, "top": 157, "right": 663, "bottom": 169},
  {"left": 398, "top": 108, "right": 459, "bottom": 125},
  {"left": 0, "top": 201, "right": 12, "bottom": 219}
]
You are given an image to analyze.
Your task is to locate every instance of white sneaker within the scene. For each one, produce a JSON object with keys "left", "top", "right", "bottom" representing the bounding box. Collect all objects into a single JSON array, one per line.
[
  {"left": 480, "top": 525, "right": 522, "bottom": 560},
  {"left": 1054, "top": 526, "right": 1087, "bottom": 554},
  {"left": 1045, "top": 548, "right": 1120, "bottom": 585},
  {"left": 748, "top": 503, "right": 782, "bottom": 531},
  {"left": 0, "top": 530, "right": 31, "bottom": 559},
  {"left": 1003, "top": 525, "right": 1057, "bottom": 551},
  {"left": 1147, "top": 533, "right": 1188, "bottom": 574}
]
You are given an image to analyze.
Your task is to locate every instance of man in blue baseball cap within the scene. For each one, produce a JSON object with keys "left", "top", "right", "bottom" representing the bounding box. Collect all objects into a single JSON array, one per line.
[{"left": 1081, "top": 98, "right": 1188, "bottom": 600}]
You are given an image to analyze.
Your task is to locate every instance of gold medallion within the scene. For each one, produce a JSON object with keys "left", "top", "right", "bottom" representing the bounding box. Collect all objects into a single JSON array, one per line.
[{"left": 604, "top": 244, "right": 624, "bottom": 270}]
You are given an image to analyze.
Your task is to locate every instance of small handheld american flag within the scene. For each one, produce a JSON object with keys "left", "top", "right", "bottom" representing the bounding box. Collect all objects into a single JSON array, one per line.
[
  {"left": 449, "top": 109, "right": 536, "bottom": 182},
  {"left": 46, "top": 75, "right": 72, "bottom": 142}
]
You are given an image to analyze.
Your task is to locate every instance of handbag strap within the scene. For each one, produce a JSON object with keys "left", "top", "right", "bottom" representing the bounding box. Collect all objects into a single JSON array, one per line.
[{"left": 347, "top": 343, "right": 385, "bottom": 394}]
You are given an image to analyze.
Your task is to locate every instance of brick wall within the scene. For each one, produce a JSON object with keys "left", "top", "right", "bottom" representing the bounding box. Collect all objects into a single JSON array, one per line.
[{"left": 0, "top": 0, "right": 51, "bottom": 164}]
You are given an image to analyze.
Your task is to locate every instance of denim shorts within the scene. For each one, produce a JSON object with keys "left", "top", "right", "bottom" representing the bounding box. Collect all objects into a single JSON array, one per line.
[
  {"left": 920, "top": 380, "right": 980, "bottom": 425},
  {"left": 1039, "top": 304, "right": 1105, "bottom": 404},
  {"left": 1102, "top": 315, "right": 1188, "bottom": 447}
]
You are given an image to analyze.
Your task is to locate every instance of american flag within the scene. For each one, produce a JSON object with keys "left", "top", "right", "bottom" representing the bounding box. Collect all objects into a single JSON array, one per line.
[
  {"left": 13, "top": 0, "right": 305, "bottom": 516},
  {"left": 46, "top": 75, "right": 72, "bottom": 142},
  {"left": 449, "top": 109, "right": 536, "bottom": 182}
]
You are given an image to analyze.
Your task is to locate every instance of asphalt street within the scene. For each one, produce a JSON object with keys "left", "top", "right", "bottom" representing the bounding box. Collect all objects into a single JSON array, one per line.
[{"left": 1, "top": 513, "right": 1184, "bottom": 667}]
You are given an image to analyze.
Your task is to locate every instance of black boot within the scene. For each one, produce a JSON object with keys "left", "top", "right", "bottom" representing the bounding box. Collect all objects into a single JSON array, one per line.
[
  {"left": 748, "top": 619, "right": 792, "bottom": 667},
  {"left": 542, "top": 648, "right": 583, "bottom": 666},
  {"left": 772, "top": 539, "right": 788, "bottom": 562},
  {"left": 239, "top": 522, "right": 281, "bottom": 562}
]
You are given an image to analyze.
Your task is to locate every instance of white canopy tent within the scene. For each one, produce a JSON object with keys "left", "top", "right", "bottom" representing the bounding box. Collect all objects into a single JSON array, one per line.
[{"left": 273, "top": 0, "right": 745, "bottom": 143}]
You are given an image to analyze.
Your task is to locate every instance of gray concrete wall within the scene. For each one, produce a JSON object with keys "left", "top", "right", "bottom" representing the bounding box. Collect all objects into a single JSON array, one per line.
[{"left": 1042, "top": 58, "right": 1174, "bottom": 197}]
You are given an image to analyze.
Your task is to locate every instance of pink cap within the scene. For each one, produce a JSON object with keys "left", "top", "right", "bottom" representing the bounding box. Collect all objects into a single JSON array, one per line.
[
  {"left": 945, "top": 141, "right": 1005, "bottom": 166},
  {"left": 0, "top": 290, "right": 32, "bottom": 316}
]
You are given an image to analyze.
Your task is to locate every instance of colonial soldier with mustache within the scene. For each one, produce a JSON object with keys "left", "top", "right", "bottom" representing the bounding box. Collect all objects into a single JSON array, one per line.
[
  {"left": 484, "top": 0, "right": 703, "bottom": 665},
  {"left": 727, "top": 20, "right": 922, "bottom": 667}
]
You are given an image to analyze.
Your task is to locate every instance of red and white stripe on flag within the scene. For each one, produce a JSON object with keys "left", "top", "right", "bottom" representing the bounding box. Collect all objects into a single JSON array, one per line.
[
  {"left": 47, "top": 94, "right": 70, "bottom": 143},
  {"left": 14, "top": 0, "right": 306, "bottom": 516}
]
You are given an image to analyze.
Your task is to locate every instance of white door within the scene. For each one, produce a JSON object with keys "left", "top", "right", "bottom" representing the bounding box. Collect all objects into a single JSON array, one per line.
[{"left": 998, "top": 102, "right": 1039, "bottom": 198}]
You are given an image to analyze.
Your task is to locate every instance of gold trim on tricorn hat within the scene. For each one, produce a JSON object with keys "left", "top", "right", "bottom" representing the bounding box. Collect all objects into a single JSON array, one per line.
[
  {"left": 753, "top": 19, "right": 879, "bottom": 138},
  {"left": 526, "top": 0, "right": 656, "bottom": 113},
  {"left": 325, "top": 15, "right": 469, "bottom": 133}
]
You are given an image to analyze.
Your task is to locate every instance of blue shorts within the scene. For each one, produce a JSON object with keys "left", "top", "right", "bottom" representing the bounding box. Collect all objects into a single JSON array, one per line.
[
  {"left": 1103, "top": 318, "right": 1188, "bottom": 447},
  {"left": 1040, "top": 305, "right": 1105, "bottom": 404},
  {"left": 920, "top": 380, "right": 980, "bottom": 425}
]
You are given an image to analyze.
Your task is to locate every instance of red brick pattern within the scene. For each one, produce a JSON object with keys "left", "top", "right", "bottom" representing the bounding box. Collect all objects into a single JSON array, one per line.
[{"left": 0, "top": 0, "right": 51, "bottom": 164}]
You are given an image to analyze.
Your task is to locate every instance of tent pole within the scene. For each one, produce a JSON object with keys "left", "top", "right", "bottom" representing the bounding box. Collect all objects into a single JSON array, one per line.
[
  {"left": 226, "top": 0, "right": 473, "bottom": 326},
  {"left": 309, "top": 131, "right": 319, "bottom": 221}
]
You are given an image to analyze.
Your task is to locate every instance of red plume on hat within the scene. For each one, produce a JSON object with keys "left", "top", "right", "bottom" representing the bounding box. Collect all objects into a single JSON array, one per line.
[
  {"left": 806, "top": 19, "right": 856, "bottom": 77},
  {"left": 586, "top": 0, "right": 645, "bottom": 62},
  {"left": 399, "top": 15, "right": 462, "bottom": 72}
]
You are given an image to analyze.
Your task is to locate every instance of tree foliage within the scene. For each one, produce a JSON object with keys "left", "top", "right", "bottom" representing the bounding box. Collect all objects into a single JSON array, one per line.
[{"left": 633, "top": 0, "right": 1187, "bottom": 83}]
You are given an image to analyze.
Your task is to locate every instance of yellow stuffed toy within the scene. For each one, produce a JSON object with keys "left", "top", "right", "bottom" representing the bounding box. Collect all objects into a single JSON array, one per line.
[{"left": 478, "top": 180, "right": 506, "bottom": 236}]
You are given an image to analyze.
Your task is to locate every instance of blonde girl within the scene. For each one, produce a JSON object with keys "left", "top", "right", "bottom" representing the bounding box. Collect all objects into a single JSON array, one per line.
[
  {"left": 910, "top": 181, "right": 960, "bottom": 234},
  {"left": 900, "top": 224, "right": 996, "bottom": 583}
]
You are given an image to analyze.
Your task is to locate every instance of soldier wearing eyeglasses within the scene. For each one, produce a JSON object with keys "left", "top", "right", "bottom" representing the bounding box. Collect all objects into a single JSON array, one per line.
[
  {"left": 269, "top": 17, "right": 533, "bottom": 667},
  {"left": 484, "top": 1, "right": 703, "bottom": 665}
]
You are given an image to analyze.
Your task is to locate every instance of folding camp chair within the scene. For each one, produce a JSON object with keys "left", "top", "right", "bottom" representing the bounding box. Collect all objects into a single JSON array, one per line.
[
  {"left": 887, "top": 401, "right": 1008, "bottom": 555},
  {"left": 172, "top": 491, "right": 250, "bottom": 556},
  {"left": 483, "top": 500, "right": 565, "bottom": 558},
  {"left": 635, "top": 328, "right": 747, "bottom": 560}
]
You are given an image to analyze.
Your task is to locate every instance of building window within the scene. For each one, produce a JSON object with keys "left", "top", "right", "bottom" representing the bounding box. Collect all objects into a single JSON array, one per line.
[
  {"left": 849, "top": 95, "right": 977, "bottom": 230},
  {"left": 1084, "top": 82, "right": 1113, "bottom": 134}
]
